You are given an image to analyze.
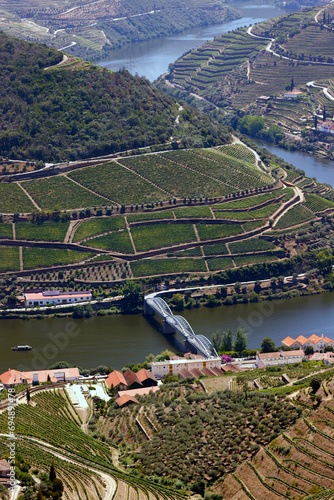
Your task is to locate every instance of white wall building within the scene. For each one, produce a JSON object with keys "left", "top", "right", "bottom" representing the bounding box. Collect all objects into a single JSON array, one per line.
[
  {"left": 256, "top": 349, "right": 304, "bottom": 368},
  {"left": 24, "top": 290, "right": 92, "bottom": 307},
  {"left": 151, "top": 357, "right": 221, "bottom": 378}
]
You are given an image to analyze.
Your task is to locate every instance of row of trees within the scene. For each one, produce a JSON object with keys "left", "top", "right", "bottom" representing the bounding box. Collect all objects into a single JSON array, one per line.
[{"left": 211, "top": 329, "right": 247, "bottom": 354}]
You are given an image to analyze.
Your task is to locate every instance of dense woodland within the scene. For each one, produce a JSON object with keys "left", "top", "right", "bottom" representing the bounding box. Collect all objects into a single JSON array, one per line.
[{"left": 0, "top": 33, "right": 230, "bottom": 162}]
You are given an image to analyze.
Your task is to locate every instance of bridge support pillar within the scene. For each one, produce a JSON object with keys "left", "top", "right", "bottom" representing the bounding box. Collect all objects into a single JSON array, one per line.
[
  {"left": 163, "top": 319, "right": 175, "bottom": 334},
  {"left": 143, "top": 301, "right": 155, "bottom": 316},
  {"left": 185, "top": 339, "right": 197, "bottom": 355}
]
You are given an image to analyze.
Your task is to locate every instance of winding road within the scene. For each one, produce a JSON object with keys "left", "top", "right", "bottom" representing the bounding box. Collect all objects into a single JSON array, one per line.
[{"left": 0, "top": 433, "right": 117, "bottom": 500}]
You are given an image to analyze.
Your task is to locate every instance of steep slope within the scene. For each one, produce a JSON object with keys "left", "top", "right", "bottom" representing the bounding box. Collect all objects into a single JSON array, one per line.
[{"left": 0, "top": 33, "right": 230, "bottom": 163}]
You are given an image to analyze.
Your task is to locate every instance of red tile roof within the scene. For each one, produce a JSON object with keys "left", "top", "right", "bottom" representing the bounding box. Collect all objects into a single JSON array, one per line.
[
  {"left": 281, "top": 336, "right": 296, "bottom": 347},
  {"left": 307, "top": 334, "right": 321, "bottom": 344},
  {"left": 221, "top": 364, "right": 241, "bottom": 372},
  {"left": 178, "top": 368, "right": 194, "bottom": 379},
  {"left": 136, "top": 368, "right": 157, "bottom": 384},
  {"left": 123, "top": 369, "right": 141, "bottom": 387},
  {"left": 295, "top": 335, "right": 308, "bottom": 345},
  {"left": 105, "top": 370, "right": 127, "bottom": 389},
  {"left": 115, "top": 395, "right": 139, "bottom": 407},
  {"left": 189, "top": 368, "right": 203, "bottom": 378},
  {"left": 201, "top": 367, "right": 216, "bottom": 377},
  {"left": 0, "top": 369, "right": 25, "bottom": 386},
  {"left": 118, "top": 386, "right": 159, "bottom": 398},
  {"left": 211, "top": 367, "right": 224, "bottom": 376}
]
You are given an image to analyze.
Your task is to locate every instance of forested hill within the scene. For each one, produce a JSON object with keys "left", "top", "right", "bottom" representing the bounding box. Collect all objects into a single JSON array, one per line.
[{"left": 0, "top": 33, "right": 230, "bottom": 163}]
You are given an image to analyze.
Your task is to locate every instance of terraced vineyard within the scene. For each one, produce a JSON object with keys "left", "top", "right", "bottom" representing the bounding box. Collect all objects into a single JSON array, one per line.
[
  {"left": 0, "top": 389, "right": 186, "bottom": 500},
  {"left": 218, "top": 396, "right": 334, "bottom": 500},
  {"left": 170, "top": 28, "right": 269, "bottom": 92},
  {"left": 2, "top": 141, "right": 334, "bottom": 278}
]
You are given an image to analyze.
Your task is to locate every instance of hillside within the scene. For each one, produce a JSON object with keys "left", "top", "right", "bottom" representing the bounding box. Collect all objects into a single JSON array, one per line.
[
  {"left": 160, "top": 3, "right": 334, "bottom": 158},
  {"left": 1, "top": 139, "right": 334, "bottom": 293},
  {"left": 0, "top": 0, "right": 240, "bottom": 61},
  {"left": 0, "top": 32, "right": 230, "bottom": 163}
]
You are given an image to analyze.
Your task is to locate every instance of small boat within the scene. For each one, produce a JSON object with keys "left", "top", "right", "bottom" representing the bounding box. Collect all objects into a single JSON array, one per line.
[{"left": 11, "top": 345, "right": 33, "bottom": 351}]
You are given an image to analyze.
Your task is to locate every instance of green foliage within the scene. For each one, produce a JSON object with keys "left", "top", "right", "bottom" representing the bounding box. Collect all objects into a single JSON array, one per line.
[
  {"left": 0, "top": 223, "right": 13, "bottom": 239},
  {"left": 202, "top": 242, "right": 229, "bottom": 256},
  {"left": 234, "top": 329, "right": 247, "bottom": 353},
  {"left": 84, "top": 230, "right": 134, "bottom": 253},
  {"left": 0, "top": 246, "right": 20, "bottom": 271},
  {"left": 16, "top": 221, "right": 69, "bottom": 242},
  {"left": 69, "top": 162, "right": 168, "bottom": 206},
  {"left": 23, "top": 176, "right": 107, "bottom": 211},
  {"left": 196, "top": 223, "right": 243, "bottom": 241},
  {"left": 0, "top": 183, "right": 35, "bottom": 213},
  {"left": 261, "top": 337, "right": 276, "bottom": 353},
  {"left": 238, "top": 115, "right": 266, "bottom": 137},
  {"left": 230, "top": 238, "right": 275, "bottom": 254},
  {"left": 174, "top": 206, "right": 213, "bottom": 218},
  {"left": 131, "top": 223, "right": 197, "bottom": 251},
  {"left": 0, "top": 33, "right": 230, "bottom": 162},
  {"left": 73, "top": 217, "right": 126, "bottom": 242},
  {"left": 131, "top": 258, "right": 206, "bottom": 276},
  {"left": 23, "top": 247, "right": 93, "bottom": 269}
]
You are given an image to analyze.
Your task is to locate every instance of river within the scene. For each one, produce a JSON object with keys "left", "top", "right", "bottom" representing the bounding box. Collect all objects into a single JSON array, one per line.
[
  {"left": 95, "top": 2, "right": 285, "bottom": 82},
  {"left": 2, "top": 292, "right": 334, "bottom": 372},
  {"left": 3, "top": 1, "right": 334, "bottom": 374}
]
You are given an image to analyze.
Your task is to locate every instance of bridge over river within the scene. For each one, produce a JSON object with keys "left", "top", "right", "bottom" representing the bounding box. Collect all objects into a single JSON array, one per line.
[{"left": 144, "top": 295, "right": 217, "bottom": 358}]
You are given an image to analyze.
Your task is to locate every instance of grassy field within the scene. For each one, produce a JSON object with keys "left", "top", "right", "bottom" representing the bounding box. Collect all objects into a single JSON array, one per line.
[
  {"left": 230, "top": 238, "right": 275, "bottom": 253},
  {"left": 0, "top": 223, "right": 13, "bottom": 239},
  {"left": 174, "top": 206, "right": 213, "bottom": 218},
  {"left": 131, "top": 258, "right": 207, "bottom": 276},
  {"left": 202, "top": 242, "right": 229, "bottom": 255},
  {"left": 0, "top": 184, "right": 35, "bottom": 213},
  {"left": 275, "top": 204, "right": 314, "bottom": 229},
  {"left": 196, "top": 223, "right": 243, "bottom": 240},
  {"left": 22, "top": 176, "right": 109, "bottom": 211},
  {"left": 73, "top": 217, "right": 126, "bottom": 242},
  {"left": 84, "top": 230, "right": 134, "bottom": 253},
  {"left": 0, "top": 246, "right": 20, "bottom": 271},
  {"left": 131, "top": 223, "right": 197, "bottom": 251},
  {"left": 16, "top": 221, "right": 69, "bottom": 242},
  {"left": 127, "top": 211, "right": 174, "bottom": 222},
  {"left": 207, "top": 256, "right": 234, "bottom": 271},
  {"left": 23, "top": 247, "right": 93, "bottom": 269},
  {"left": 233, "top": 252, "right": 279, "bottom": 267},
  {"left": 69, "top": 162, "right": 168, "bottom": 205}
]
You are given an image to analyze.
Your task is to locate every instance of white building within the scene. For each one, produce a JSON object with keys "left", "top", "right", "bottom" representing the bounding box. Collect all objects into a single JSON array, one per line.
[
  {"left": 317, "top": 120, "right": 334, "bottom": 135},
  {"left": 283, "top": 90, "right": 303, "bottom": 99},
  {"left": 151, "top": 356, "right": 221, "bottom": 378},
  {"left": 256, "top": 349, "right": 304, "bottom": 368},
  {"left": 24, "top": 290, "right": 92, "bottom": 307}
]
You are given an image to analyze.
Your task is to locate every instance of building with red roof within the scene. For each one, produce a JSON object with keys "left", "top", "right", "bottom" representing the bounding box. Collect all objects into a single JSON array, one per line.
[
  {"left": 115, "top": 394, "right": 139, "bottom": 408},
  {"left": 0, "top": 367, "right": 79, "bottom": 388},
  {"left": 282, "top": 334, "right": 334, "bottom": 352},
  {"left": 105, "top": 370, "right": 128, "bottom": 391},
  {"left": 136, "top": 368, "right": 157, "bottom": 387}
]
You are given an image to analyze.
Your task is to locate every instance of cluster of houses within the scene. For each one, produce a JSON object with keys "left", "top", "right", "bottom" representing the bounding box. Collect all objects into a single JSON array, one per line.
[{"left": 106, "top": 368, "right": 158, "bottom": 407}]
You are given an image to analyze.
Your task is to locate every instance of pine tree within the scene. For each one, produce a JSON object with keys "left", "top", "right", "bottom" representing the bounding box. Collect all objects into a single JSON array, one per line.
[
  {"left": 290, "top": 77, "right": 294, "bottom": 90},
  {"left": 314, "top": 114, "right": 318, "bottom": 129},
  {"left": 49, "top": 460, "right": 56, "bottom": 482},
  {"left": 323, "top": 107, "right": 327, "bottom": 121},
  {"left": 26, "top": 387, "right": 30, "bottom": 404}
]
